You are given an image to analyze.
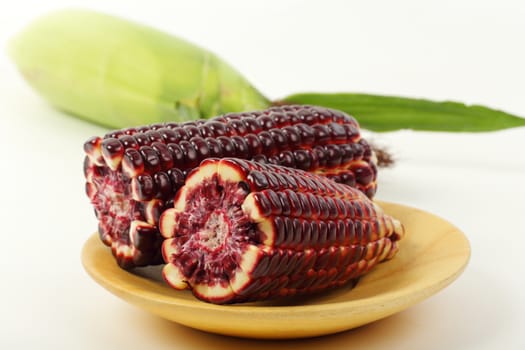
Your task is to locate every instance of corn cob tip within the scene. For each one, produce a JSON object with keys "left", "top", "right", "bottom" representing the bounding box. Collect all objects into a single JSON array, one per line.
[{"left": 370, "top": 143, "right": 395, "bottom": 168}]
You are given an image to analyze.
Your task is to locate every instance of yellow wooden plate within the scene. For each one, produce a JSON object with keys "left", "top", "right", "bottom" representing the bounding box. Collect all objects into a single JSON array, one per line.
[{"left": 81, "top": 202, "right": 470, "bottom": 339}]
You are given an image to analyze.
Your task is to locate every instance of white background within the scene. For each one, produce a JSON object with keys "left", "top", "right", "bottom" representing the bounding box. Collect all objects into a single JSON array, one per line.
[{"left": 1, "top": 1, "right": 524, "bottom": 349}]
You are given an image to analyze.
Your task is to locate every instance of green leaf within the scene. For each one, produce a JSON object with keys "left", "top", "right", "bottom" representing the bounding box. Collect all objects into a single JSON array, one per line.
[{"left": 281, "top": 93, "right": 525, "bottom": 132}]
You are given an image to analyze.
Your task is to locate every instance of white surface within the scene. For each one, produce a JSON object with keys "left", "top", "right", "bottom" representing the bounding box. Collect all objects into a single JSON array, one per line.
[{"left": 1, "top": 1, "right": 524, "bottom": 349}]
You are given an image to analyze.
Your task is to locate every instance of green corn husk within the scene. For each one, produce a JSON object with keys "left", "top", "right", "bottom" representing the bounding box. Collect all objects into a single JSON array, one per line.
[
  {"left": 281, "top": 93, "right": 525, "bottom": 132},
  {"left": 8, "top": 9, "right": 270, "bottom": 128},
  {"left": 9, "top": 9, "right": 525, "bottom": 132}
]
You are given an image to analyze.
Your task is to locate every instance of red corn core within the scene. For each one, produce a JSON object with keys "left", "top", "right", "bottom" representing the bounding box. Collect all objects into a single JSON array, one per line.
[
  {"left": 91, "top": 171, "right": 136, "bottom": 246},
  {"left": 169, "top": 177, "right": 258, "bottom": 285}
]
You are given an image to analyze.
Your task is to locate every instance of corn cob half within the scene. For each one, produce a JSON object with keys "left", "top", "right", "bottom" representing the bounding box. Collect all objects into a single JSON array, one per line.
[
  {"left": 84, "top": 105, "right": 378, "bottom": 269},
  {"left": 160, "top": 158, "right": 404, "bottom": 304}
]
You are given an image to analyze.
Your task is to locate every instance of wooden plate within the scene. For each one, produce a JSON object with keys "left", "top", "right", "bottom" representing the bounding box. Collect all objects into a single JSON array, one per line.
[{"left": 81, "top": 201, "right": 470, "bottom": 339}]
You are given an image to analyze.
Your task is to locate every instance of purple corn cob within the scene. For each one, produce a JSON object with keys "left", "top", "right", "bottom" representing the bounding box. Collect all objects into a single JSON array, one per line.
[
  {"left": 84, "top": 105, "right": 378, "bottom": 268},
  {"left": 160, "top": 158, "right": 404, "bottom": 304}
]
